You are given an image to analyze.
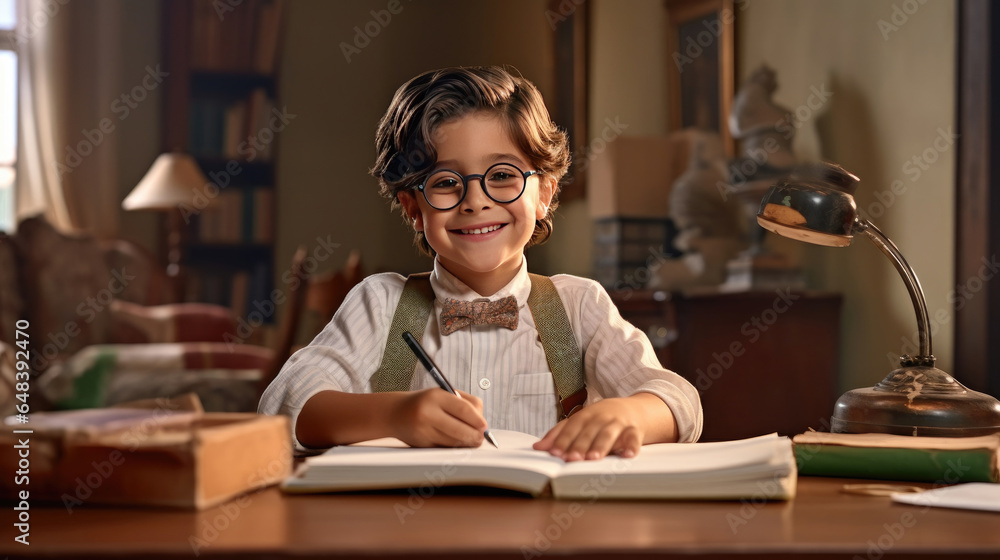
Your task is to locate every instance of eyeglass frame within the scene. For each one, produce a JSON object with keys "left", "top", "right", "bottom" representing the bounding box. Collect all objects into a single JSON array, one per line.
[{"left": 410, "top": 162, "right": 541, "bottom": 211}]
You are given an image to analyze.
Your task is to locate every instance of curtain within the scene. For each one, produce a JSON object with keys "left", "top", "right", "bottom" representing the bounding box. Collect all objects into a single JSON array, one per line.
[{"left": 15, "top": 0, "right": 121, "bottom": 238}]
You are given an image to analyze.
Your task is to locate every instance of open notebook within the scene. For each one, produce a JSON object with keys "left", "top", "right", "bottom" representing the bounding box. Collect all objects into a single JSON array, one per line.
[{"left": 283, "top": 430, "right": 797, "bottom": 500}]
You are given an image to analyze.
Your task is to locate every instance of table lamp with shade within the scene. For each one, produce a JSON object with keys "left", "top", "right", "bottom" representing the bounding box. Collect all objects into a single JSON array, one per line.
[
  {"left": 122, "top": 153, "right": 210, "bottom": 298},
  {"left": 756, "top": 161, "right": 1000, "bottom": 437}
]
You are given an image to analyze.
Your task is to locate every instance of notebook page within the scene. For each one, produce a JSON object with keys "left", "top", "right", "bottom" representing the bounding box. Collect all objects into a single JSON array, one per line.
[
  {"left": 556, "top": 433, "right": 787, "bottom": 477},
  {"left": 303, "top": 429, "right": 564, "bottom": 479}
]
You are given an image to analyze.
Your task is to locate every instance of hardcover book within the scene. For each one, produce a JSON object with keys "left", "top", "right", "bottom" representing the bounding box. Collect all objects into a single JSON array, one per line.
[
  {"left": 1, "top": 401, "right": 292, "bottom": 510},
  {"left": 793, "top": 431, "right": 1000, "bottom": 483}
]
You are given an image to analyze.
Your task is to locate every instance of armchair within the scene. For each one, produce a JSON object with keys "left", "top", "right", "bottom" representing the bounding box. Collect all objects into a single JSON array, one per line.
[{"left": 0, "top": 215, "right": 273, "bottom": 413}]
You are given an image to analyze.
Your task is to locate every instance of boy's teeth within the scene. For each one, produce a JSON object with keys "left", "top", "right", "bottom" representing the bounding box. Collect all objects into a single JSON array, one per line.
[{"left": 462, "top": 224, "right": 501, "bottom": 234}]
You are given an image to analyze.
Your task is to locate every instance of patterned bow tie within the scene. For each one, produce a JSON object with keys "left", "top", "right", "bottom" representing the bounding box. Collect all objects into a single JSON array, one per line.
[{"left": 440, "top": 295, "right": 519, "bottom": 335}]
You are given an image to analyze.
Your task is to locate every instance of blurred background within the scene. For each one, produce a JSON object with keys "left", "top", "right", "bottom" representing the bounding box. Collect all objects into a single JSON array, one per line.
[{"left": 3, "top": 0, "right": 992, "bottom": 430}]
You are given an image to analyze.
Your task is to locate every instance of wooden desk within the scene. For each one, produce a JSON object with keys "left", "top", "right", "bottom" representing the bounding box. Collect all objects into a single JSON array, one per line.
[{"left": 6, "top": 477, "right": 999, "bottom": 559}]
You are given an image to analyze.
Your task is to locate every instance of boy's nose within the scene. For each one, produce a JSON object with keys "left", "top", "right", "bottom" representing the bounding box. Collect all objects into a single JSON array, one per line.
[{"left": 460, "top": 179, "right": 492, "bottom": 212}]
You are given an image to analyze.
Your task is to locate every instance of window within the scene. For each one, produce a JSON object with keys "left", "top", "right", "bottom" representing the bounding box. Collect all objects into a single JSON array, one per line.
[{"left": 0, "top": 0, "right": 17, "bottom": 232}]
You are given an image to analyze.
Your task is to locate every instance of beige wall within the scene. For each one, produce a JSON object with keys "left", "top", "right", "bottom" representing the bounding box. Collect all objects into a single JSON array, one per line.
[
  {"left": 737, "top": 0, "right": 956, "bottom": 390},
  {"left": 539, "top": 0, "right": 673, "bottom": 277},
  {"left": 117, "top": 0, "right": 163, "bottom": 251},
  {"left": 275, "top": 0, "right": 559, "bottom": 278},
  {"left": 117, "top": 0, "right": 959, "bottom": 396}
]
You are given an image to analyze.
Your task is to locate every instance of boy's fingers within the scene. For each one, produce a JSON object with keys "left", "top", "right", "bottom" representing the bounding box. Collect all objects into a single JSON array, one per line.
[
  {"left": 438, "top": 391, "right": 488, "bottom": 431},
  {"left": 563, "top": 421, "right": 610, "bottom": 461},
  {"left": 549, "top": 418, "right": 593, "bottom": 460},
  {"left": 532, "top": 420, "right": 564, "bottom": 451},
  {"left": 456, "top": 390, "right": 484, "bottom": 413},
  {"left": 584, "top": 427, "right": 621, "bottom": 460},
  {"left": 611, "top": 427, "right": 642, "bottom": 458},
  {"left": 431, "top": 417, "right": 484, "bottom": 447}
]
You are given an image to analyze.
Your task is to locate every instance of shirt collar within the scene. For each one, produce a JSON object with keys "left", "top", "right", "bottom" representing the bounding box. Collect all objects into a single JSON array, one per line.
[{"left": 429, "top": 255, "right": 530, "bottom": 307}]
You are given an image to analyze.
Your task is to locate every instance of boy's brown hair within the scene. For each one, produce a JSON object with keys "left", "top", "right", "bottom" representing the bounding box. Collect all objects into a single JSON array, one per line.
[{"left": 371, "top": 66, "right": 571, "bottom": 256}]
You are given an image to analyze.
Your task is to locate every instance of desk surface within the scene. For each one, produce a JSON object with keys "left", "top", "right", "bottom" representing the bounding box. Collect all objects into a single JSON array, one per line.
[{"left": 6, "top": 477, "right": 1000, "bottom": 559}]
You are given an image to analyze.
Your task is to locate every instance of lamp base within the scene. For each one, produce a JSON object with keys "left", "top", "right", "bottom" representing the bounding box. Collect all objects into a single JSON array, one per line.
[{"left": 831, "top": 364, "right": 1000, "bottom": 437}]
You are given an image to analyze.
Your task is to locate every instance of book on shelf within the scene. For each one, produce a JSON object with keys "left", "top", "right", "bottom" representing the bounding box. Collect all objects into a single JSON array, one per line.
[
  {"left": 793, "top": 431, "right": 1000, "bottom": 483},
  {"left": 185, "top": 260, "right": 273, "bottom": 315},
  {"left": 189, "top": 90, "right": 275, "bottom": 160},
  {"left": 196, "top": 186, "right": 274, "bottom": 244},
  {"left": 189, "top": 0, "right": 286, "bottom": 73},
  {"left": 283, "top": 431, "right": 797, "bottom": 500}
]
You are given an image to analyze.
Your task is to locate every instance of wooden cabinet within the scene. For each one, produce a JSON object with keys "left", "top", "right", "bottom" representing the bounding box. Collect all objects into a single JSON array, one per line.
[
  {"left": 612, "top": 289, "right": 842, "bottom": 441},
  {"left": 161, "top": 0, "right": 286, "bottom": 315}
]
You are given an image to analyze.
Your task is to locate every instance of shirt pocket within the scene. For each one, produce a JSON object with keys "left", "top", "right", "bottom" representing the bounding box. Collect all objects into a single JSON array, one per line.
[{"left": 505, "top": 372, "right": 559, "bottom": 438}]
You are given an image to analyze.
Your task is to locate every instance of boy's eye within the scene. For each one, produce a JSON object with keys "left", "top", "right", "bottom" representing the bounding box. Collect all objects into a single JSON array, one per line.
[
  {"left": 430, "top": 177, "right": 460, "bottom": 190},
  {"left": 487, "top": 165, "right": 522, "bottom": 186}
]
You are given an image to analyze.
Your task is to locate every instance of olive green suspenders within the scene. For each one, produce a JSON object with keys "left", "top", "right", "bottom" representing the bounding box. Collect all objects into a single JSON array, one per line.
[{"left": 371, "top": 273, "right": 587, "bottom": 419}]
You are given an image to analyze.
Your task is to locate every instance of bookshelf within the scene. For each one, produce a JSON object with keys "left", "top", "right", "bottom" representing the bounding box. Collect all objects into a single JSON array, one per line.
[{"left": 161, "top": 0, "right": 286, "bottom": 321}]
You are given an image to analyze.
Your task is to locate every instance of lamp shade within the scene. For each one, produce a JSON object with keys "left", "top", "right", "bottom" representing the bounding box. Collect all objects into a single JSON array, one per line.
[
  {"left": 122, "top": 153, "right": 208, "bottom": 211},
  {"left": 756, "top": 163, "right": 860, "bottom": 247}
]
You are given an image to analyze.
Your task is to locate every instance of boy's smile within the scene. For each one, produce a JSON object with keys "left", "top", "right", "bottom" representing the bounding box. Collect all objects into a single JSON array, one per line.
[
  {"left": 398, "top": 111, "right": 554, "bottom": 296},
  {"left": 452, "top": 222, "right": 505, "bottom": 237}
]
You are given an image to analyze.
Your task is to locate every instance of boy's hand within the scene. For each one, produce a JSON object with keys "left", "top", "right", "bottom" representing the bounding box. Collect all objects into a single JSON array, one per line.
[
  {"left": 390, "top": 389, "right": 487, "bottom": 448},
  {"left": 532, "top": 393, "right": 678, "bottom": 461}
]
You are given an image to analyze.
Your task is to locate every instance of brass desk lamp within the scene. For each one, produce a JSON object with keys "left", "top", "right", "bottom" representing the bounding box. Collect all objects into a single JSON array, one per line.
[{"left": 756, "top": 162, "right": 1000, "bottom": 436}]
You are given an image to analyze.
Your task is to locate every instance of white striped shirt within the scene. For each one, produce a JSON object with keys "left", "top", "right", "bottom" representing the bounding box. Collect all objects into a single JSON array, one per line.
[{"left": 259, "top": 256, "right": 703, "bottom": 450}]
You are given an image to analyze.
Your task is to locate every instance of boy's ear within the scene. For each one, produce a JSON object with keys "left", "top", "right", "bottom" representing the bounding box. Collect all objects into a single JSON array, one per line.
[
  {"left": 397, "top": 190, "right": 423, "bottom": 231},
  {"left": 536, "top": 176, "right": 556, "bottom": 220}
]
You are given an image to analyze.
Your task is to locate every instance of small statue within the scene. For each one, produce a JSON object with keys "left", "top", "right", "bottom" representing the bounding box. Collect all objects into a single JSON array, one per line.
[
  {"left": 650, "top": 130, "right": 747, "bottom": 290},
  {"left": 651, "top": 65, "right": 807, "bottom": 292},
  {"left": 720, "top": 64, "right": 806, "bottom": 290},
  {"left": 728, "top": 64, "right": 796, "bottom": 170}
]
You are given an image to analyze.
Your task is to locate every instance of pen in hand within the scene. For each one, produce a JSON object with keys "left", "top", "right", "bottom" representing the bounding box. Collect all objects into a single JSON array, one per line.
[{"left": 401, "top": 331, "right": 500, "bottom": 449}]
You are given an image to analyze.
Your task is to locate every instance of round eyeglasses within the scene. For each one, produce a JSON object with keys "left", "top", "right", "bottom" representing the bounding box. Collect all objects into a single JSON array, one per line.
[{"left": 412, "top": 162, "right": 540, "bottom": 211}]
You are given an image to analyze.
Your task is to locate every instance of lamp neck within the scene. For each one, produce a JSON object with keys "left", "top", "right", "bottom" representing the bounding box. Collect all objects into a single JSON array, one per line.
[{"left": 855, "top": 220, "right": 934, "bottom": 365}]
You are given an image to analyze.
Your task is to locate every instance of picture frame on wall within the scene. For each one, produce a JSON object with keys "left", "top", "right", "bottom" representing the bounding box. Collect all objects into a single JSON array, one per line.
[
  {"left": 549, "top": 0, "right": 588, "bottom": 202},
  {"left": 665, "top": 0, "right": 736, "bottom": 156}
]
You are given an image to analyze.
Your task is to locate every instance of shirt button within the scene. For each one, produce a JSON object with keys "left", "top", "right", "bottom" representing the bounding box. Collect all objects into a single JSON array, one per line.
[{"left": 479, "top": 378, "right": 491, "bottom": 390}]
